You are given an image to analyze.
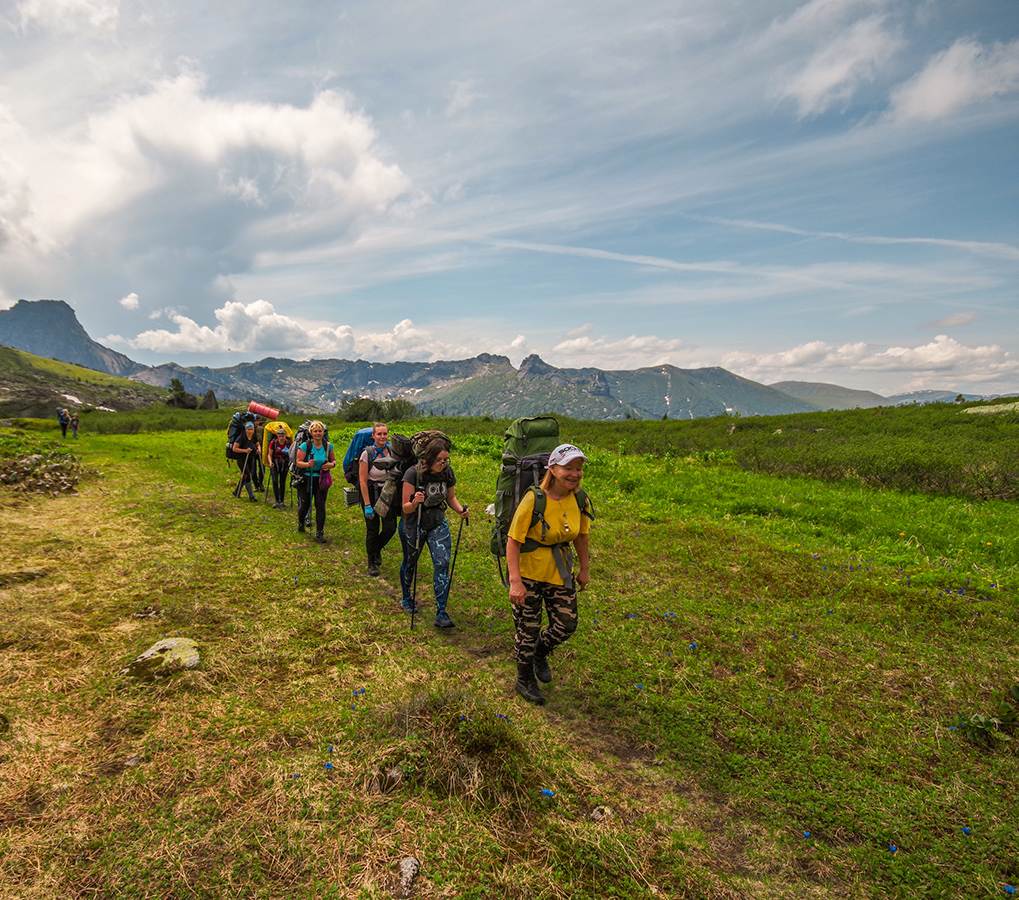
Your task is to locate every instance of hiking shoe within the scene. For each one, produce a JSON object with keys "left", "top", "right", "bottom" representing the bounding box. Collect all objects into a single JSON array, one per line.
[
  {"left": 297, "top": 524, "right": 306, "bottom": 533},
  {"left": 401, "top": 599, "right": 418, "bottom": 614},
  {"left": 434, "top": 611, "right": 455, "bottom": 629},
  {"left": 515, "top": 664, "right": 546, "bottom": 705},
  {"left": 533, "top": 646, "right": 553, "bottom": 684},
  {"left": 315, "top": 531, "right": 327, "bottom": 543},
  {"left": 368, "top": 563, "right": 381, "bottom": 577}
]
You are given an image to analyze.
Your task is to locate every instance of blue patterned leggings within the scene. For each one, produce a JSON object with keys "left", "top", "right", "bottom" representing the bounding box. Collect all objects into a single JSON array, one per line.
[{"left": 400, "top": 518, "right": 452, "bottom": 612}]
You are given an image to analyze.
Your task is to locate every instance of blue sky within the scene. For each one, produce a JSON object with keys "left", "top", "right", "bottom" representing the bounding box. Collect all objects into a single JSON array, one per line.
[{"left": 1, "top": 0, "right": 1017, "bottom": 394}]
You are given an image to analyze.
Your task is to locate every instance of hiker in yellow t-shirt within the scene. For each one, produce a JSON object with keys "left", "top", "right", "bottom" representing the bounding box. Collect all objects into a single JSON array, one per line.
[{"left": 507, "top": 443, "right": 593, "bottom": 705}]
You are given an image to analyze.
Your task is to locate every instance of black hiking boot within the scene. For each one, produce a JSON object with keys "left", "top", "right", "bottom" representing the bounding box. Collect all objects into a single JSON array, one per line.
[
  {"left": 533, "top": 642, "right": 553, "bottom": 684},
  {"left": 515, "top": 663, "right": 546, "bottom": 705},
  {"left": 315, "top": 531, "right": 327, "bottom": 543},
  {"left": 297, "top": 523, "right": 306, "bottom": 533},
  {"left": 368, "top": 562, "right": 380, "bottom": 577}
]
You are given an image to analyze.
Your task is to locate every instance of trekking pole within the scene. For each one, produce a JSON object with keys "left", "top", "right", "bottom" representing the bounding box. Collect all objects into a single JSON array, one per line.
[
  {"left": 410, "top": 504, "right": 422, "bottom": 630},
  {"left": 234, "top": 451, "right": 252, "bottom": 498},
  {"left": 447, "top": 508, "right": 468, "bottom": 599},
  {"left": 263, "top": 459, "right": 274, "bottom": 506}
]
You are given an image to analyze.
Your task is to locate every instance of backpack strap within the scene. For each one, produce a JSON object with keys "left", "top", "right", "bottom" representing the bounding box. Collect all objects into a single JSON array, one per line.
[
  {"left": 576, "top": 488, "right": 595, "bottom": 522},
  {"left": 519, "top": 486, "right": 593, "bottom": 590}
]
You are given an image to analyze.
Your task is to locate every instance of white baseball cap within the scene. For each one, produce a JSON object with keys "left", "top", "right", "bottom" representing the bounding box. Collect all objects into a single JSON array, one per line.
[{"left": 548, "top": 444, "right": 588, "bottom": 466}]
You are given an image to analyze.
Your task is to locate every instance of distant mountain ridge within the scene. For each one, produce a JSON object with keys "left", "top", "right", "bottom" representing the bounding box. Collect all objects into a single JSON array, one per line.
[
  {"left": 143, "top": 352, "right": 818, "bottom": 419},
  {"left": 0, "top": 299, "right": 144, "bottom": 378},
  {"left": 3, "top": 299, "right": 1016, "bottom": 419},
  {"left": 769, "top": 381, "right": 887, "bottom": 410}
]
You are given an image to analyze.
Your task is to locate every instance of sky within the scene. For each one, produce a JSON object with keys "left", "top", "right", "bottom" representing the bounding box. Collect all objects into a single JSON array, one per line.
[{"left": 1, "top": 0, "right": 1018, "bottom": 396}]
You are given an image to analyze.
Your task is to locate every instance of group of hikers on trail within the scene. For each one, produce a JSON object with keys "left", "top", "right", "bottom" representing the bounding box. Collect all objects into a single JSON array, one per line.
[
  {"left": 56, "top": 408, "right": 79, "bottom": 438},
  {"left": 225, "top": 410, "right": 592, "bottom": 706}
]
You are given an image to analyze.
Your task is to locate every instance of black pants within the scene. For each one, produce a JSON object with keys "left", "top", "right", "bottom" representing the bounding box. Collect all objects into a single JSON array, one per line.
[
  {"left": 252, "top": 457, "right": 265, "bottom": 491},
  {"left": 363, "top": 480, "right": 397, "bottom": 562},
  {"left": 296, "top": 477, "right": 328, "bottom": 532},
  {"left": 270, "top": 461, "right": 288, "bottom": 503},
  {"left": 235, "top": 456, "right": 255, "bottom": 499}
]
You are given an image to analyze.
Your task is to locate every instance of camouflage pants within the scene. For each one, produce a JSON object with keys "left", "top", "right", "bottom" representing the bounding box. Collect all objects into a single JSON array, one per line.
[{"left": 512, "top": 578, "right": 578, "bottom": 664}]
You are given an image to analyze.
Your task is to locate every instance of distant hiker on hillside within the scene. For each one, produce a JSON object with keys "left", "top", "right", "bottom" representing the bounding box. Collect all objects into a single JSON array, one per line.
[
  {"left": 507, "top": 443, "right": 594, "bottom": 705},
  {"left": 232, "top": 421, "right": 259, "bottom": 502},
  {"left": 69, "top": 412, "right": 79, "bottom": 439},
  {"left": 57, "top": 408, "right": 69, "bottom": 438},
  {"left": 400, "top": 437, "right": 469, "bottom": 628},
  {"left": 359, "top": 422, "right": 397, "bottom": 577},
  {"left": 295, "top": 421, "right": 336, "bottom": 543},
  {"left": 268, "top": 424, "right": 291, "bottom": 508}
]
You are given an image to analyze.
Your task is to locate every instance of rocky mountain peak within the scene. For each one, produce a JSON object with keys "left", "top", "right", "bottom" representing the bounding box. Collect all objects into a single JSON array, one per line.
[
  {"left": 516, "top": 354, "right": 558, "bottom": 382},
  {"left": 0, "top": 299, "right": 143, "bottom": 377}
]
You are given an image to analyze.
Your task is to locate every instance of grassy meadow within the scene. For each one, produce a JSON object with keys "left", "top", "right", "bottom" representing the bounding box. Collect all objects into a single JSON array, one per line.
[{"left": 1, "top": 407, "right": 1017, "bottom": 899}]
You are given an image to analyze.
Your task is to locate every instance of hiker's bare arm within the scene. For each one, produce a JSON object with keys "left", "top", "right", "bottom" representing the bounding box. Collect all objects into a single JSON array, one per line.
[
  {"left": 574, "top": 533, "right": 590, "bottom": 591},
  {"left": 507, "top": 539, "right": 526, "bottom": 606}
]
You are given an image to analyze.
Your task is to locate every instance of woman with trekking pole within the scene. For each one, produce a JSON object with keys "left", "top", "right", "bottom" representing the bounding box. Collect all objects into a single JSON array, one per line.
[
  {"left": 507, "top": 443, "right": 594, "bottom": 705},
  {"left": 267, "top": 424, "right": 291, "bottom": 508},
  {"left": 295, "top": 421, "right": 336, "bottom": 543},
  {"left": 231, "top": 421, "right": 259, "bottom": 502},
  {"left": 399, "top": 437, "right": 468, "bottom": 628},
  {"left": 359, "top": 422, "right": 398, "bottom": 577}
]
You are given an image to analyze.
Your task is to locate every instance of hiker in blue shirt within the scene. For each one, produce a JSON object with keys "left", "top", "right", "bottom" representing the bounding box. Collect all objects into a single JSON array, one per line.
[
  {"left": 57, "top": 408, "right": 70, "bottom": 438},
  {"left": 295, "top": 421, "right": 336, "bottom": 543},
  {"left": 359, "top": 422, "right": 397, "bottom": 576}
]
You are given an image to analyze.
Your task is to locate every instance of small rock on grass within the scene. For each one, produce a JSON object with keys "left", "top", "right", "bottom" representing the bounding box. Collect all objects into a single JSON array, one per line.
[{"left": 120, "top": 638, "right": 200, "bottom": 681}]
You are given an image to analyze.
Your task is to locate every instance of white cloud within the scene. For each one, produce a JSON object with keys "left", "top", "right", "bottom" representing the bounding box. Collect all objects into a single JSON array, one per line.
[
  {"left": 724, "top": 336, "right": 1019, "bottom": 384},
  {"left": 121, "top": 299, "right": 355, "bottom": 356},
  {"left": 565, "top": 323, "right": 594, "bottom": 339},
  {"left": 112, "top": 301, "right": 531, "bottom": 364},
  {"left": 551, "top": 333, "right": 688, "bottom": 370},
  {"left": 119, "top": 291, "right": 138, "bottom": 309},
  {"left": 445, "top": 80, "right": 481, "bottom": 117},
  {"left": 778, "top": 15, "right": 902, "bottom": 117},
  {"left": 4, "top": 70, "right": 410, "bottom": 259},
  {"left": 764, "top": 0, "right": 890, "bottom": 44},
  {"left": 708, "top": 217, "right": 1019, "bottom": 262},
  {"left": 889, "top": 38, "right": 1019, "bottom": 122},
  {"left": 18, "top": 0, "right": 118, "bottom": 33},
  {"left": 354, "top": 319, "right": 437, "bottom": 359},
  {"left": 926, "top": 312, "right": 976, "bottom": 329}
]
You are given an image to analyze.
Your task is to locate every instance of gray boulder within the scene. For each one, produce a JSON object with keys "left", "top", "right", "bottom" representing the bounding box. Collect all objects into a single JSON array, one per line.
[{"left": 166, "top": 393, "right": 199, "bottom": 409}]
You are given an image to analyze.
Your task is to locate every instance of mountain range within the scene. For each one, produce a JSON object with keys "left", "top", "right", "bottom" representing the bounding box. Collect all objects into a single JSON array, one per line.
[{"left": 1, "top": 299, "right": 1012, "bottom": 419}]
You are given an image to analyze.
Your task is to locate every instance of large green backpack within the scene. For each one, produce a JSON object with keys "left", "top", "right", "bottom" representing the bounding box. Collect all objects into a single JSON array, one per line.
[{"left": 490, "top": 415, "right": 562, "bottom": 584}]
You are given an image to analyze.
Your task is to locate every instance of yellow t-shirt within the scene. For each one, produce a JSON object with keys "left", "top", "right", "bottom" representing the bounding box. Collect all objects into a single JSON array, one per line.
[{"left": 507, "top": 489, "right": 591, "bottom": 585}]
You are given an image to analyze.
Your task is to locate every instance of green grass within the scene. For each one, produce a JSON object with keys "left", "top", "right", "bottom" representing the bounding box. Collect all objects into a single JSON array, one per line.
[{"left": 0, "top": 422, "right": 1017, "bottom": 899}]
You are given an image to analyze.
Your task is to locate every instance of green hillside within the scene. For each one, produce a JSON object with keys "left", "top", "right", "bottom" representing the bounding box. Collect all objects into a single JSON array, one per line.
[
  {"left": 1, "top": 415, "right": 1017, "bottom": 899},
  {"left": 410, "top": 369, "right": 641, "bottom": 418},
  {"left": 769, "top": 380, "right": 886, "bottom": 410},
  {"left": 0, "top": 344, "right": 168, "bottom": 417}
]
